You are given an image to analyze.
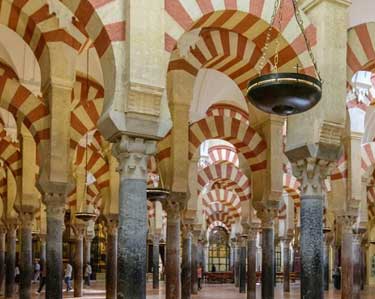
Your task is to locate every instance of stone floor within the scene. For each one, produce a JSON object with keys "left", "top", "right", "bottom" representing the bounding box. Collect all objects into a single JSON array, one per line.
[{"left": 4, "top": 281, "right": 375, "bottom": 298}]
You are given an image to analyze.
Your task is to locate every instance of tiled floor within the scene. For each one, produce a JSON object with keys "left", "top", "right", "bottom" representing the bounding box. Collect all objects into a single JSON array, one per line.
[{"left": 6, "top": 281, "right": 375, "bottom": 298}]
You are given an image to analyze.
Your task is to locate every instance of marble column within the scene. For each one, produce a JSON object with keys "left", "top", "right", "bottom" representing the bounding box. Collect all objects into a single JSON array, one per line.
[
  {"left": 19, "top": 212, "right": 35, "bottom": 299},
  {"left": 45, "top": 194, "right": 66, "bottom": 299},
  {"left": 295, "top": 160, "right": 331, "bottom": 299},
  {"left": 112, "top": 136, "right": 155, "bottom": 299},
  {"left": 191, "top": 233, "right": 199, "bottom": 295},
  {"left": 239, "top": 237, "right": 247, "bottom": 293},
  {"left": 323, "top": 232, "right": 331, "bottom": 291},
  {"left": 261, "top": 218, "right": 274, "bottom": 299},
  {"left": 0, "top": 227, "right": 6, "bottom": 294},
  {"left": 181, "top": 228, "right": 192, "bottom": 299},
  {"left": 247, "top": 229, "right": 257, "bottom": 299},
  {"left": 152, "top": 234, "right": 160, "bottom": 290},
  {"left": 164, "top": 197, "right": 183, "bottom": 299},
  {"left": 234, "top": 241, "right": 240, "bottom": 287},
  {"left": 73, "top": 224, "right": 85, "bottom": 297},
  {"left": 106, "top": 215, "right": 118, "bottom": 299},
  {"left": 5, "top": 222, "right": 17, "bottom": 299},
  {"left": 39, "top": 236, "right": 46, "bottom": 291},
  {"left": 352, "top": 231, "right": 363, "bottom": 299},
  {"left": 83, "top": 235, "right": 93, "bottom": 265},
  {"left": 282, "top": 237, "right": 291, "bottom": 293},
  {"left": 340, "top": 216, "right": 355, "bottom": 299}
]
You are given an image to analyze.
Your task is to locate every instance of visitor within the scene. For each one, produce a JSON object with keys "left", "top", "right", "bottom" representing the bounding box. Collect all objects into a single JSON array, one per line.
[
  {"left": 32, "top": 259, "right": 41, "bottom": 283},
  {"left": 14, "top": 264, "right": 20, "bottom": 284},
  {"left": 197, "top": 263, "right": 203, "bottom": 290},
  {"left": 84, "top": 262, "right": 92, "bottom": 286},
  {"left": 211, "top": 265, "right": 216, "bottom": 272},
  {"left": 35, "top": 263, "right": 46, "bottom": 294},
  {"left": 64, "top": 263, "right": 73, "bottom": 292}
]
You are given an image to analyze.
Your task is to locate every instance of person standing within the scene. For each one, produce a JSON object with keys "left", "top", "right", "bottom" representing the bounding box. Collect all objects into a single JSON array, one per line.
[
  {"left": 64, "top": 263, "right": 73, "bottom": 292},
  {"left": 35, "top": 263, "right": 46, "bottom": 294},
  {"left": 197, "top": 263, "right": 203, "bottom": 290},
  {"left": 84, "top": 263, "right": 92, "bottom": 286},
  {"left": 32, "top": 260, "right": 41, "bottom": 283}
]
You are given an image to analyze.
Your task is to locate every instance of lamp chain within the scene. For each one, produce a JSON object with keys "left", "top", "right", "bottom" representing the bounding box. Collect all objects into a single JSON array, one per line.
[
  {"left": 291, "top": 0, "right": 322, "bottom": 81},
  {"left": 256, "top": 0, "right": 281, "bottom": 75}
]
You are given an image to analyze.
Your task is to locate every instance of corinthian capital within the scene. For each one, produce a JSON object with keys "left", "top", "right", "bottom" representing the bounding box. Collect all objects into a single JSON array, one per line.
[{"left": 112, "top": 135, "right": 156, "bottom": 180}]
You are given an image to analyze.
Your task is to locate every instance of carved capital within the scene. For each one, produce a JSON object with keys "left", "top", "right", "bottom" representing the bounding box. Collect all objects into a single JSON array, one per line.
[
  {"left": 163, "top": 192, "right": 185, "bottom": 223},
  {"left": 112, "top": 135, "right": 156, "bottom": 180},
  {"left": 293, "top": 158, "right": 335, "bottom": 196},
  {"left": 257, "top": 208, "right": 277, "bottom": 229},
  {"left": 44, "top": 193, "right": 66, "bottom": 220},
  {"left": 72, "top": 224, "right": 86, "bottom": 240},
  {"left": 182, "top": 225, "right": 192, "bottom": 240},
  {"left": 105, "top": 214, "right": 119, "bottom": 235},
  {"left": 20, "top": 210, "right": 36, "bottom": 230},
  {"left": 337, "top": 214, "right": 356, "bottom": 234}
]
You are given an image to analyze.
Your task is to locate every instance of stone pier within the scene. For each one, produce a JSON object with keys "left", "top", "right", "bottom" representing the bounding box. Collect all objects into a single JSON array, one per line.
[
  {"left": 73, "top": 224, "right": 85, "bottom": 297},
  {"left": 247, "top": 228, "right": 257, "bottom": 299},
  {"left": 282, "top": 237, "right": 292, "bottom": 293},
  {"left": 239, "top": 237, "right": 247, "bottom": 294},
  {"left": 261, "top": 222, "right": 274, "bottom": 299}
]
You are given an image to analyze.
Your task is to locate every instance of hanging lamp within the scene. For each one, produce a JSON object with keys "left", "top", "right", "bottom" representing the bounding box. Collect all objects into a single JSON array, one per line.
[
  {"left": 146, "top": 161, "right": 170, "bottom": 203},
  {"left": 75, "top": 134, "right": 97, "bottom": 222},
  {"left": 246, "top": 0, "right": 322, "bottom": 116}
]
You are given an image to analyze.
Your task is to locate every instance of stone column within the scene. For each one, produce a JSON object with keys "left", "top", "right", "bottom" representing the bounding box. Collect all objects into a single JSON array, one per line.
[
  {"left": 0, "top": 226, "right": 6, "bottom": 294},
  {"left": 73, "top": 224, "right": 85, "bottom": 297},
  {"left": 152, "top": 233, "right": 160, "bottom": 289},
  {"left": 293, "top": 159, "right": 333, "bottom": 299},
  {"left": 112, "top": 136, "right": 155, "bottom": 299},
  {"left": 19, "top": 211, "right": 35, "bottom": 299},
  {"left": 234, "top": 241, "right": 240, "bottom": 287},
  {"left": 352, "top": 230, "right": 363, "bottom": 299},
  {"left": 339, "top": 215, "right": 355, "bottom": 299},
  {"left": 44, "top": 194, "right": 66, "bottom": 299},
  {"left": 164, "top": 197, "right": 183, "bottom": 299},
  {"left": 5, "top": 222, "right": 17, "bottom": 298},
  {"left": 247, "top": 228, "right": 257, "bottom": 299},
  {"left": 260, "top": 215, "right": 274, "bottom": 299},
  {"left": 105, "top": 215, "right": 118, "bottom": 299},
  {"left": 181, "top": 227, "right": 192, "bottom": 299},
  {"left": 323, "top": 231, "right": 332, "bottom": 291},
  {"left": 83, "top": 235, "right": 93, "bottom": 265},
  {"left": 191, "top": 232, "right": 199, "bottom": 295},
  {"left": 239, "top": 236, "right": 247, "bottom": 293},
  {"left": 282, "top": 237, "right": 292, "bottom": 292}
]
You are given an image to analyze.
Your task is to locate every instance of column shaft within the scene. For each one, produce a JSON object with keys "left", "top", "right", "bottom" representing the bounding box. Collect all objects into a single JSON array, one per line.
[
  {"left": 300, "top": 196, "right": 323, "bottom": 299},
  {"left": 323, "top": 240, "right": 330, "bottom": 291},
  {"left": 118, "top": 179, "right": 147, "bottom": 299},
  {"left": 352, "top": 234, "right": 361, "bottom": 299},
  {"left": 83, "top": 237, "right": 92, "bottom": 265},
  {"left": 0, "top": 230, "right": 5, "bottom": 294},
  {"left": 283, "top": 241, "right": 290, "bottom": 292},
  {"left": 239, "top": 243, "right": 246, "bottom": 293},
  {"left": 20, "top": 224, "right": 33, "bottom": 299},
  {"left": 166, "top": 207, "right": 180, "bottom": 299},
  {"left": 45, "top": 199, "right": 65, "bottom": 299},
  {"left": 152, "top": 236, "right": 160, "bottom": 289},
  {"left": 74, "top": 235, "right": 83, "bottom": 297},
  {"left": 106, "top": 224, "right": 118, "bottom": 299},
  {"left": 261, "top": 227, "right": 274, "bottom": 299},
  {"left": 235, "top": 245, "right": 240, "bottom": 287},
  {"left": 5, "top": 226, "right": 16, "bottom": 298},
  {"left": 191, "top": 241, "right": 198, "bottom": 294},
  {"left": 181, "top": 232, "right": 191, "bottom": 299},
  {"left": 247, "top": 237, "right": 257, "bottom": 299}
]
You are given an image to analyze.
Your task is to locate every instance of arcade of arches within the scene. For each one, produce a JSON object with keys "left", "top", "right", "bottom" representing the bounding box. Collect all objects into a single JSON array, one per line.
[{"left": 0, "top": 0, "right": 375, "bottom": 299}]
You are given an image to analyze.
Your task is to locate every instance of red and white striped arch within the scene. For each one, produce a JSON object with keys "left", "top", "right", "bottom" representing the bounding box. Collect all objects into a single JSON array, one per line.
[
  {"left": 0, "top": 75, "right": 50, "bottom": 150},
  {"left": 347, "top": 22, "right": 375, "bottom": 86},
  {"left": 198, "top": 162, "right": 250, "bottom": 202},
  {"left": 283, "top": 173, "right": 300, "bottom": 202},
  {"left": 361, "top": 142, "right": 375, "bottom": 176},
  {"left": 1, "top": 0, "right": 83, "bottom": 85},
  {"left": 206, "top": 103, "right": 249, "bottom": 125},
  {"left": 72, "top": 75, "right": 104, "bottom": 106},
  {"left": 201, "top": 188, "right": 241, "bottom": 215},
  {"left": 208, "top": 144, "right": 239, "bottom": 166},
  {"left": 189, "top": 115, "right": 267, "bottom": 171},
  {"left": 165, "top": 0, "right": 316, "bottom": 72},
  {"left": 207, "top": 221, "right": 230, "bottom": 234},
  {"left": 70, "top": 98, "right": 103, "bottom": 149}
]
